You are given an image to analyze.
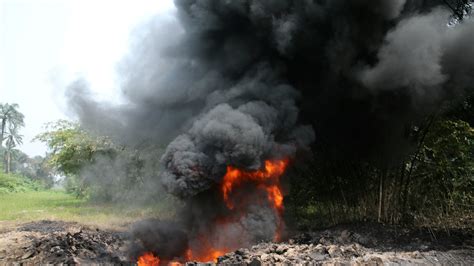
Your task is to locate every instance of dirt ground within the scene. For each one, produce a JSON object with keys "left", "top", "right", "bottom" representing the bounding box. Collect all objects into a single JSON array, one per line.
[
  {"left": 219, "top": 223, "right": 474, "bottom": 265},
  {"left": 0, "top": 220, "right": 472, "bottom": 265},
  {"left": 0, "top": 220, "right": 128, "bottom": 264}
]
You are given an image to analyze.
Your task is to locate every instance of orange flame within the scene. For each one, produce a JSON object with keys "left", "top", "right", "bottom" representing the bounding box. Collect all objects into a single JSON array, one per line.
[
  {"left": 221, "top": 159, "right": 288, "bottom": 242},
  {"left": 222, "top": 159, "right": 288, "bottom": 210},
  {"left": 266, "top": 185, "right": 284, "bottom": 211},
  {"left": 137, "top": 252, "right": 160, "bottom": 266}
]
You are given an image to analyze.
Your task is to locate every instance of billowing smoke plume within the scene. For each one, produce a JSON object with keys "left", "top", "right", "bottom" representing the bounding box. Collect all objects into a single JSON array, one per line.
[{"left": 66, "top": 0, "right": 474, "bottom": 261}]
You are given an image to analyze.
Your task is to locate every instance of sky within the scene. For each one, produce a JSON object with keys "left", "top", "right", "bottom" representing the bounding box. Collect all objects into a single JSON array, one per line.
[{"left": 0, "top": 0, "right": 175, "bottom": 156}]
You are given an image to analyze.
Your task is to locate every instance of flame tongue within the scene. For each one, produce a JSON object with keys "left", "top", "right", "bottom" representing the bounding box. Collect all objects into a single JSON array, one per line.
[
  {"left": 222, "top": 159, "right": 289, "bottom": 211},
  {"left": 137, "top": 252, "right": 160, "bottom": 266},
  {"left": 221, "top": 159, "right": 289, "bottom": 242}
]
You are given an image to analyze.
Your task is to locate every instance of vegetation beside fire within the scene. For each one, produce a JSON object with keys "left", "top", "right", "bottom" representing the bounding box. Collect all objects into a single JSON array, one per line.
[
  {"left": 35, "top": 120, "right": 168, "bottom": 204},
  {"left": 288, "top": 92, "right": 474, "bottom": 230}
]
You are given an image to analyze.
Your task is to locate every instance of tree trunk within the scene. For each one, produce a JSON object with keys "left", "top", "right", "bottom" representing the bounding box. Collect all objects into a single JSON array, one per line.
[
  {"left": 6, "top": 150, "right": 11, "bottom": 173},
  {"left": 402, "top": 114, "right": 437, "bottom": 218},
  {"left": 0, "top": 118, "right": 6, "bottom": 147},
  {"left": 378, "top": 173, "right": 384, "bottom": 223}
]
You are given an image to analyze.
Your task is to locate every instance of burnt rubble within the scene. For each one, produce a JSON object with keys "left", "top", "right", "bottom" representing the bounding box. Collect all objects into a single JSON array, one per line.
[
  {"left": 212, "top": 223, "right": 474, "bottom": 265},
  {"left": 214, "top": 242, "right": 472, "bottom": 265},
  {"left": 0, "top": 220, "right": 127, "bottom": 264}
]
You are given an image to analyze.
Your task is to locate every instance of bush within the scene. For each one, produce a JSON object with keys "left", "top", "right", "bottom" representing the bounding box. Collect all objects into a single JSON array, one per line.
[{"left": 0, "top": 172, "right": 43, "bottom": 194}]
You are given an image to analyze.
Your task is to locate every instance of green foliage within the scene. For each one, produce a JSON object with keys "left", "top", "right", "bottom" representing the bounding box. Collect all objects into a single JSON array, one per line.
[
  {"left": 35, "top": 120, "right": 116, "bottom": 176},
  {"left": 407, "top": 119, "right": 474, "bottom": 221},
  {"left": 35, "top": 120, "right": 118, "bottom": 198},
  {"left": 0, "top": 171, "right": 43, "bottom": 194},
  {"left": 0, "top": 146, "right": 56, "bottom": 189},
  {"left": 36, "top": 120, "right": 164, "bottom": 203},
  {"left": 0, "top": 103, "right": 25, "bottom": 173}
]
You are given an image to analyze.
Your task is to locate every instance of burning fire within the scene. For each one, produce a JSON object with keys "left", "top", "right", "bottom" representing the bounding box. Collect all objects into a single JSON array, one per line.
[
  {"left": 137, "top": 252, "right": 160, "bottom": 266},
  {"left": 221, "top": 159, "right": 288, "bottom": 242},
  {"left": 222, "top": 159, "right": 288, "bottom": 210},
  {"left": 137, "top": 159, "right": 289, "bottom": 265}
]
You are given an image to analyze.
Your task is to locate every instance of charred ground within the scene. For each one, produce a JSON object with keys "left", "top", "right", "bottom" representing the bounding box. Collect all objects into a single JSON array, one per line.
[{"left": 1, "top": 220, "right": 472, "bottom": 264}]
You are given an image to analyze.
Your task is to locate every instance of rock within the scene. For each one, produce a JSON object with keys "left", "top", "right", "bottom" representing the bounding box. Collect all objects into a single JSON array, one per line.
[
  {"left": 328, "top": 245, "right": 342, "bottom": 258},
  {"left": 314, "top": 244, "right": 327, "bottom": 254},
  {"left": 274, "top": 254, "right": 285, "bottom": 262},
  {"left": 20, "top": 250, "right": 35, "bottom": 260},
  {"left": 260, "top": 254, "right": 269, "bottom": 261},
  {"left": 309, "top": 251, "right": 327, "bottom": 261},
  {"left": 284, "top": 248, "right": 297, "bottom": 257},
  {"left": 341, "top": 245, "right": 359, "bottom": 258}
]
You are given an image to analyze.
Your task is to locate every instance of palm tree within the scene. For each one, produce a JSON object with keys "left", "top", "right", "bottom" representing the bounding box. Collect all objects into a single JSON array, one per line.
[
  {"left": 0, "top": 103, "right": 25, "bottom": 147},
  {"left": 3, "top": 125, "right": 23, "bottom": 173}
]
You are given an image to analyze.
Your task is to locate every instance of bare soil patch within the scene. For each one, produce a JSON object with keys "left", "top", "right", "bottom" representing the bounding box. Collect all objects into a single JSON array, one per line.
[{"left": 0, "top": 220, "right": 128, "bottom": 264}]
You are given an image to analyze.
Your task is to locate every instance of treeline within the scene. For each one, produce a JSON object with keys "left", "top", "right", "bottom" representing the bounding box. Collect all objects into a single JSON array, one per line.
[
  {"left": 0, "top": 103, "right": 54, "bottom": 193},
  {"left": 287, "top": 92, "right": 474, "bottom": 230}
]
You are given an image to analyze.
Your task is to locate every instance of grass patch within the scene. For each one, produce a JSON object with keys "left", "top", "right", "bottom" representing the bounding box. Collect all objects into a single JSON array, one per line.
[{"left": 0, "top": 190, "right": 174, "bottom": 229}]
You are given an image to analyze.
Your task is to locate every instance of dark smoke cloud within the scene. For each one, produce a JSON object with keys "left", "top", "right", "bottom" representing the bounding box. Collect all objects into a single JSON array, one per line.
[
  {"left": 66, "top": 0, "right": 474, "bottom": 259},
  {"left": 161, "top": 65, "right": 312, "bottom": 198},
  {"left": 360, "top": 8, "right": 449, "bottom": 95}
]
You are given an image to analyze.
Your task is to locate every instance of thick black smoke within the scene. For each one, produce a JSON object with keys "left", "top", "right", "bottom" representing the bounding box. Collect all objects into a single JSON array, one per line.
[{"left": 66, "top": 0, "right": 474, "bottom": 261}]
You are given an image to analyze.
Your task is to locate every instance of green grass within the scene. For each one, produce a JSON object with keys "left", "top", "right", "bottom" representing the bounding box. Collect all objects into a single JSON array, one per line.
[{"left": 0, "top": 190, "right": 173, "bottom": 229}]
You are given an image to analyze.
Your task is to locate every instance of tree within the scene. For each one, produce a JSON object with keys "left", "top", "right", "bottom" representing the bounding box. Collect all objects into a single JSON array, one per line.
[
  {"left": 3, "top": 125, "right": 23, "bottom": 173},
  {"left": 35, "top": 120, "right": 117, "bottom": 197},
  {"left": 35, "top": 120, "right": 114, "bottom": 176},
  {"left": 0, "top": 103, "right": 25, "bottom": 147}
]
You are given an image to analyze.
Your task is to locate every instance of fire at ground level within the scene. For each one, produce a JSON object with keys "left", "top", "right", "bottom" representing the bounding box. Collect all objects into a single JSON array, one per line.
[
  {"left": 129, "top": 159, "right": 290, "bottom": 265},
  {"left": 0, "top": 220, "right": 472, "bottom": 265}
]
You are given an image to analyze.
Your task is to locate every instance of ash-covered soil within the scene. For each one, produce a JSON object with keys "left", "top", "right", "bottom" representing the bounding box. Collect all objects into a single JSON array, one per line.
[
  {"left": 0, "top": 220, "right": 472, "bottom": 265},
  {"left": 0, "top": 220, "right": 128, "bottom": 264},
  {"left": 216, "top": 223, "right": 474, "bottom": 265}
]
